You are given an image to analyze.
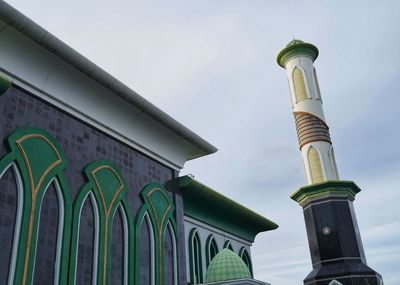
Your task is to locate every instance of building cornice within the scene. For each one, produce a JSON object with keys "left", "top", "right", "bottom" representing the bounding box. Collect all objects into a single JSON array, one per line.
[
  {"left": 179, "top": 176, "right": 278, "bottom": 242},
  {"left": 0, "top": 0, "right": 217, "bottom": 169},
  {"left": 291, "top": 180, "right": 361, "bottom": 206}
]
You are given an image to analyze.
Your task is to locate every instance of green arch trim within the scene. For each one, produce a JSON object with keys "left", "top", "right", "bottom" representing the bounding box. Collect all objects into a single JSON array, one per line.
[
  {"left": 68, "top": 160, "right": 134, "bottom": 285},
  {"left": 205, "top": 234, "right": 219, "bottom": 268},
  {"left": 0, "top": 74, "right": 12, "bottom": 95},
  {"left": 189, "top": 228, "right": 203, "bottom": 284},
  {"left": 239, "top": 247, "right": 253, "bottom": 277},
  {"left": 223, "top": 240, "right": 233, "bottom": 251},
  {"left": 0, "top": 127, "right": 72, "bottom": 285},
  {"left": 134, "top": 182, "right": 177, "bottom": 285}
]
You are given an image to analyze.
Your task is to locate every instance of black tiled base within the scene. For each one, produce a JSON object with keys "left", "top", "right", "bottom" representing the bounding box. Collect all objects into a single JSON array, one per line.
[{"left": 304, "top": 261, "right": 383, "bottom": 285}]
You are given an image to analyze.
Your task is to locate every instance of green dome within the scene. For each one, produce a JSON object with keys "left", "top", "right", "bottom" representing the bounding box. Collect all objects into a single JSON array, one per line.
[
  {"left": 205, "top": 249, "right": 251, "bottom": 283},
  {"left": 277, "top": 39, "right": 319, "bottom": 68}
]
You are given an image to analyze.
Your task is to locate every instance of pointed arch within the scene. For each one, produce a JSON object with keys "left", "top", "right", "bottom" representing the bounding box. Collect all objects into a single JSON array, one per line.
[
  {"left": 308, "top": 146, "right": 324, "bottom": 184},
  {"left": 110, "top": 203, "right": 129, "bottom": 285},
  {"left": 293, "top": 67, "right": 309, "bottom": 102},
  {"left": 138, "top": 211, "right": 155, "bottom": 285},
  {"left": 69, "top": 160, "right": 133, "bottom": 285},
  {"left": 71, "top": 191, "right": 100, "bottom": 285},
  {"left": 0, "top": 163, "right": 23, "bottom": 285},
  {"left": 205, "top": 235, "right": 219, "bottom": 267},
  {"left": 223, "top": 240, "right": 233, "bottom": 251},
  {"left": 33, "top": 178, "right": 65, "bottom": 285},
  {"left": 134, "top": 183, "right": 176, "bottom": 285},
  {"left": 0, "top": 128, "right": 72, "bottom": 285},
  {"left": 163, "top": 221, "right": 177, "bottom": 285},
  {"left": 239, "top": 247, "right": 253, "bottom": 277},
  {"left": 189, "top": 229, "right": 203, "bottom": 284}
]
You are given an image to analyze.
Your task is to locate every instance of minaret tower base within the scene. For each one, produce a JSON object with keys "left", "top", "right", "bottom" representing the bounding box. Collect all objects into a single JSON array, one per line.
[{"left": 291, "top": 181, "right": 383, "bottom": 285}]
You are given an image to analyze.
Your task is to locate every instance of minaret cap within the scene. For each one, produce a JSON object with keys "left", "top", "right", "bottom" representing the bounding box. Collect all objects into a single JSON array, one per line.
[{"left": 277, "top": 39, "right": 319, "bottom": 68}]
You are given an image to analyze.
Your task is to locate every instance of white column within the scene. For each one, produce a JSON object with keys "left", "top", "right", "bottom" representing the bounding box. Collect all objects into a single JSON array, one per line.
[{"left": 278, "top": 40, "right": 339, "bottom": 185}]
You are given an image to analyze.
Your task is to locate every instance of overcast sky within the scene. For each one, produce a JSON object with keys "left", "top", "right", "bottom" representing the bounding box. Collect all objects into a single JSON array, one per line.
[{"left": 5, "top": 1, "right": 400, "bottom": 284}]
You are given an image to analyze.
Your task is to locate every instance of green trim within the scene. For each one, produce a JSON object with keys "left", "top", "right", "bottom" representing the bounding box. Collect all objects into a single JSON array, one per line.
[
  {"left": 223, "top": 241, "right": 233, "bottom": 251},
  {"left": 239, "top": 247, "right": 253, "bottom": 277},
  {"left": 189, "top": 228, "right": 203, "bottom": 284},
  {"left": 277, "top": 39, "right": 319, "bottom": 68},
  {"left": 0, "top": 74, "right": 12, "bottom": 95},
  {"left": 119, "top": 199, "right": 135, "bottom": 285},
  {"left": 205, "top": 235, "right": 219, "bottom": 268},
  {"left": 134, "top": 182, "right": 177, "bottom": 285},
  {"left": 0, "top": 127, "right": 178, "bottom": 285},
  {"left": 179, "top": 176, "right": 278, "bottom": 242},
  {"left": 291, "top": 180, "right": 361, "bottom": 205},
  {"left": 0, "top": 128, "right": 72, "bottom": 285},
  {"left": 68, "top": 160, "right": 134, "bottom": 285}
]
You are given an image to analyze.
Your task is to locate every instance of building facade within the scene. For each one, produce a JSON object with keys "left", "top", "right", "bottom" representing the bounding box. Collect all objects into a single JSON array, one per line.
[{"left": 0, "top": 1, "right": 277, "bottom": 285}]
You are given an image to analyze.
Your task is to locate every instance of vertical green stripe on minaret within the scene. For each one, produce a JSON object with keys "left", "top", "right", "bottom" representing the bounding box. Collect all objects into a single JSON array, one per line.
[{"left": 0, "top": 75, "right": 12, "bottom": 95}]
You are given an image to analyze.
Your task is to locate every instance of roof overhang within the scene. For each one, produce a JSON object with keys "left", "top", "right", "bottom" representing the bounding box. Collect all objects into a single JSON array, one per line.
[
  {"left": 179, "top": 176, "right": 278, "bottom": 242},
  {"left": 0, "top": 1, "right": 217, "bottom": 170}
]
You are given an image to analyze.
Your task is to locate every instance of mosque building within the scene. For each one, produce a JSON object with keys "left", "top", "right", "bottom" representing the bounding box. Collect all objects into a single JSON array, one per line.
[
  {"left": 0, "top": 1, "right": 384, "bottom": 285},
  {"left": 0, "top": 1, "right": 277, "bottom": 285}
]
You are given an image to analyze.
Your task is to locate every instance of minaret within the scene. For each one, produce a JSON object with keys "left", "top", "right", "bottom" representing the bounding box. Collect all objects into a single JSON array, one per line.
[{"left": 277, "top": 40, "right": 383, "bottom": 285}]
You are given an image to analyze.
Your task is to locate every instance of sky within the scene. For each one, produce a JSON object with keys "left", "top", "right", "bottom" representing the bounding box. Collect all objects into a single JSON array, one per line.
[{"left": 4, "top": 1, "right": 400, "bottom": 284}]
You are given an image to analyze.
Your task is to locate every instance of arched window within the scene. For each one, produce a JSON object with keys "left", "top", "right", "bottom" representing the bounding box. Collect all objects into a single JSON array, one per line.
[
  {"left": 111, "top": 204, "right": 129, "bottom": 285},
  {"left": 308, "top": 146, "right": 324, "bottom": 184},
  {"left": 163, "top": 222, "right": 177, "bottom": 285},
  {"left": 205, "top": 235, "right": 219, "bottom": 267},
  {"left": 0, "top": 128, "right": 72, "bottom": 285},
  {"left": 139, "top": 212, "right": 155, "bottom": 285},
  {"left": 239, "top": 247, "right": 253, "bottom": 277},
  {"left": 313, "top": 68, "right": 322, "bottom": 101},
  {"left": 189, "top": 229, "right": 203, "bottom": 284},
  {"left": 70, "top": 160, "right": 132, "bottom": 285},
  {"left": 75, "top": 192, "right": 99, "bottom": 285},
  {"left": 0, "top": 163, "right": 23, "bottom": 284},
  {"left": 135, "top": 183, "right": 176, "bottom": 285},
  {"left": 293, "top": 67, "right": 309, "bottom": 102},
  {"left": 33, "top": 179, "right": 64, "bottom": 285},
  {"left": 223, "top": 240, "right": 233, "bottom": 251}
]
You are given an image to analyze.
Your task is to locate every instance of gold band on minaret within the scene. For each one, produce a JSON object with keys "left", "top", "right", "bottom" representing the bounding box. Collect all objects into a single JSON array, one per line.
[{"left": 294, "top": 112, "right": 331, "bottom": 149}]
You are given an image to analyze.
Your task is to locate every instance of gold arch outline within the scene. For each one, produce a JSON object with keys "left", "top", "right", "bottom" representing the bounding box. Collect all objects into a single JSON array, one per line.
[
  {"left": 16, "top": 134, "right": 62, "bottom": 285},
  {"left": 91, "top": 165, "right": 124, "bottom": 285},
  {"left": 146, "top": 188, "right": 172, "bottom": 285}
]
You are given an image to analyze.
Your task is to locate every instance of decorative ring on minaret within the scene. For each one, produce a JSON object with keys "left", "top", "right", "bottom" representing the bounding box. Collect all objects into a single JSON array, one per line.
[{"left": 294, "top": 112, "right": 331, "bottom": 149}]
